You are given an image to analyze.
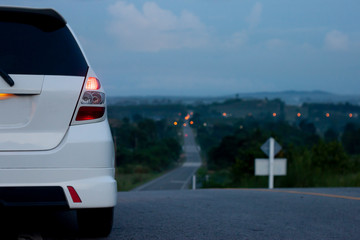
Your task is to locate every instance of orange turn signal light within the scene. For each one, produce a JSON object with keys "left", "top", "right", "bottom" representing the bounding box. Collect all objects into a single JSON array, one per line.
[{"left": 0, "top": 93, "right": 15, "bottom": 100}]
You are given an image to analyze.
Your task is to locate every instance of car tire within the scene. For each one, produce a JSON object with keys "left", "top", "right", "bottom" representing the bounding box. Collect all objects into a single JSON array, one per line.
[{"left": 77, "top": 207, "right": 114, "bottom": 237}]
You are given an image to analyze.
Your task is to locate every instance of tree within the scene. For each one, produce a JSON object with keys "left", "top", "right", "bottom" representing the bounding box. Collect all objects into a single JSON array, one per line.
[
  {"left": 341, "top": 123, "right": 360, "bottom": 154},
  {"left": 324, "top": 128, "right": 338, "bottom": 142},
  {"left": 299, "top": 120, "right": 317, "bottom": 135},
  {"left": 312, "top": 140, "right": 350, "bottom": 173}
]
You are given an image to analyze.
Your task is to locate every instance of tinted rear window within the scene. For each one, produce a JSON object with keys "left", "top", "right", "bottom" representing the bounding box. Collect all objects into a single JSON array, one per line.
[{"left": 0, "top": 21, "right": 88, "bottom": 76}]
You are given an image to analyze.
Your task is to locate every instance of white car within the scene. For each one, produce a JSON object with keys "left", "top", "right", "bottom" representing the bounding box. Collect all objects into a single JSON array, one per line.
[{"left": 0, "top": 7, "right": 117, "bottom": 237}]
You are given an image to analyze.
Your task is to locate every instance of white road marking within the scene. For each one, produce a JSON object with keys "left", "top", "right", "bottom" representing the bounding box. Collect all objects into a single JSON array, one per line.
[
  {"left": 18, "top": 233, "right": 43, "bottom": 240},
  {"left": 182, "top": 162, "right": 201, "bottom": 167},
  {"left": 171, "top": 180, "right": 187, "bottom": 183}
]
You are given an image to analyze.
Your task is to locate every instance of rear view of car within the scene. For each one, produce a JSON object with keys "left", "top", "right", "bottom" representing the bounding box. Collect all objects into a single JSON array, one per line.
[{"left": 0, "top": 7, "right": 117, "bottom": 237}]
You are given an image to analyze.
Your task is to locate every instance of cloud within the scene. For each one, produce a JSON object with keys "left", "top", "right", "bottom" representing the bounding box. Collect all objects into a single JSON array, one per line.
[
  {"left": 246, "top": 2, "right": 262, "bottom": 29},
  {"left": 224, "top": 2, "right": 262, "bottom": 49},
  {"left": 107, "top": 1, "right": 209, "bottom": 51},
  {"left": 324, "top": 30, "right": 349, "bottom": 51},
  {"left": 266, "top": 38, "right": 287, "bottom": 49},
  {"left": 225, "top": 31, "right": 248, "bottom": 48}
]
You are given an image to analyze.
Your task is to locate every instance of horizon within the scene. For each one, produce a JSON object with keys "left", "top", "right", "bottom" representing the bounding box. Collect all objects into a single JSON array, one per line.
[{"left": 107, "top": 89, "right": 360, "bottom": 98}]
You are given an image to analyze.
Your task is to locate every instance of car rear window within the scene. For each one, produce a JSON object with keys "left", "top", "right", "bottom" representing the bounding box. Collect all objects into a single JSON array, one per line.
[{"left": 0, "top": 21, "right": 88, "bottom": 76}]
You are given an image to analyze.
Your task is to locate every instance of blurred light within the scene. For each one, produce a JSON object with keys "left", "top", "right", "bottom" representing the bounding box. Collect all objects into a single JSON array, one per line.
[
  {"left": 222, "top": 112, "right": 227, "bottom": 117},
  {"left": 190, "top": 112, "right": 194, "bottom": 115},
  {"left": 190, "top": 121, "right": 194, "bottom": 125},
  {"left": 297, "top": 113, "right": 301, "bottom": 117},
  {"left": 185, "top": 114, "right": 190, "bottom": 120},
  {"left": 349, "top": 113, "right": 353, "bottom": 118},
  {"left": 0, "top": 93, "right": 15, "bottom": 100},
  {"left": 273, "top": 113, "right": 277, "bottom": 117},
  {"left": 203, "top": 123, "right": 207, "bottom": 127},
  {"left": 239, "top": 125, "right": 243, "bottom": 129},
  {"left": 185, "top": 133, "right": 188, "bottom": 137},
  {"left": 178, "top": 113, "right": 182, "bottom": 116},
  {"left": 183, "top": 123, "right": 187, "bottom": 127},
  {"left": 173, "top": 121, "right": 178, "bottom": 126},
  {"left": 326, "top": 113, "right": 330, "bottom": 118},
  {"left": 86, "top": 77, "right": 101, "bottom": 90}
]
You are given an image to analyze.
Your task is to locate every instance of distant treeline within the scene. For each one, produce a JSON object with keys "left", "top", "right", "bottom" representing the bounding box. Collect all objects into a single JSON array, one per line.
[
  {"left": 192, "top": 114, "right": 360, "bottom": 188},
  {"left": 108, "top": 104, "right": 187, "bottom": 121},
  {"left": 192, "top": 98, "right": 360, "bottom": 134},
  {"left": 109, "top": 116, "right": 182, "bottom": 173}
]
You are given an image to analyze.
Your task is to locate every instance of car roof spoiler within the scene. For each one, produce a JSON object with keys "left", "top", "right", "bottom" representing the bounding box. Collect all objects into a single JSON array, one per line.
[{"left": 0, "top": 6, "right": 66, "bottom": 32}]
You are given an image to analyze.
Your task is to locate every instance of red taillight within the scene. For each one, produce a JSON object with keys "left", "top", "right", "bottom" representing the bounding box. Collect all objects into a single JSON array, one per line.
[
  {"left": 76, "top": 106, "right": 105, "bottom": 121},
  {"left": 86, "top": 77, "right": 101, "bottom": 90},
  {"left": 71, "top": 74, "right": 106, "bottom": 125},
  {"left": 67, "top": 186, "right": 82, "bottom": 203}
]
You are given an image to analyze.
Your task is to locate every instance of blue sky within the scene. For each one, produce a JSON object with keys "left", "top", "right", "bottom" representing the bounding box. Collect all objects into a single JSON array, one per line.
[{"left": 3, "top": 0, "right": 360, "bottom": 96}]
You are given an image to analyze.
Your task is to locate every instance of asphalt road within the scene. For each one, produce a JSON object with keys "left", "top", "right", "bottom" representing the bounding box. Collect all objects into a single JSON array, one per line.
[
  {"left": 111, "top": 188, "right": 360, "bottom": 240},
  {"left": 4, "top": 188, "right": 360, "bottom": 239},
  {"left": 134, "top": 125, "right": 201, "bottom": 191}
]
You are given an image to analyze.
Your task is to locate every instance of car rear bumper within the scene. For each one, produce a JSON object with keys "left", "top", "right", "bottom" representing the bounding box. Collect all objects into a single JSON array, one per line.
[
  {"left": 0, "top": 168, "right": 117, "bottom": 208},
  {"left": 0, "top": 120, "right": 117, "bottom": 208},
  {"left": 0, "top": 186, "right": 68, "bottom": 208}
]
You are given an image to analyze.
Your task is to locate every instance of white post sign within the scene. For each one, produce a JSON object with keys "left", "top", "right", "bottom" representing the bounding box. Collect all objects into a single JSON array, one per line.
[
  {"left": 255, "top": 137, "right": 287, "bottom": 189},
  {"left": 255, "top": 159, "right": 287, "bottom": 176}
]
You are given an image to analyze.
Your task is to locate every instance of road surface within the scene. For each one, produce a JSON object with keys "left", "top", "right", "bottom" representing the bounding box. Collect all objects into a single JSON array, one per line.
[
  {"left": 134, "top": 125, "right": 202, "bottom": 191},
  {"left": 3, "top": 188, "right": 360, "bottom": 239}
]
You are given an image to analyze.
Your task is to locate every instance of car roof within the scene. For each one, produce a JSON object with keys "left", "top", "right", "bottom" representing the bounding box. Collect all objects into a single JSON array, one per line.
[{"left": 0, "top": 6, "right": 66, "bottom": 32}]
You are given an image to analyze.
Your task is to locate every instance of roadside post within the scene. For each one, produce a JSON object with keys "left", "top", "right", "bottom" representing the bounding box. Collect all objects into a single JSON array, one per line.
[{"left": 255, "top": 137, "right": 287, "bottom": 189}]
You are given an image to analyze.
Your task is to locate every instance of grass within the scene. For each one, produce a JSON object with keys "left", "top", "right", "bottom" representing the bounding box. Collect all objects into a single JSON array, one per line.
[
  {"left": 198, "top": 168, "right": 360, "bottom": 189},
  {"left": 115, "top": 171, "right": 162, "bottom": 191},
  {"left": 115, "top": 152, "right": 187, "bottom": 191}
]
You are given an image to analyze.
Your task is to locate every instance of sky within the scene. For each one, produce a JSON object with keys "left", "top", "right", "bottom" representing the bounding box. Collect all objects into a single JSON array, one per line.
[{"left": 2, "top": 0, "right": 360, "bottom": 96}]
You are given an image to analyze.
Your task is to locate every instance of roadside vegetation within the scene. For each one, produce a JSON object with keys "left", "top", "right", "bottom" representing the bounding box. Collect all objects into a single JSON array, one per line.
[
  {"left": 191, "top": 99, "right": 360, "bottom": 188},
  {"left": 108, "top": 112, "right": 182, "bottom": 191},
  {"left": 108, "top": 98, "right": 360, "bottom": 190}
]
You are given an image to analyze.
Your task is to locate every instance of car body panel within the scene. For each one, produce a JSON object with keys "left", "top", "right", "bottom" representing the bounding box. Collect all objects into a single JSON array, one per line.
[{"left": 0, "top": 75, "right": 84, "bottom": 151}]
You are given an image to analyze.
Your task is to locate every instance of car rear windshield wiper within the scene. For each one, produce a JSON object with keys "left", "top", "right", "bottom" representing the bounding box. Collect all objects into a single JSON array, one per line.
[{"left": 0, "top": 67, "right": 14, "bottom": 87}]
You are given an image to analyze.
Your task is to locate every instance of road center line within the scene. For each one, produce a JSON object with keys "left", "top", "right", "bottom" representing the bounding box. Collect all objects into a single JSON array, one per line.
[{"left": 245, "top": 189, "right": 360, "bottom": 201}]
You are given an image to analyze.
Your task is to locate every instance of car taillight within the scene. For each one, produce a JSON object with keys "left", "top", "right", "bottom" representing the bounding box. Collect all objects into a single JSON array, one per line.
[
  {"left": 71, "top": 74, "right": 106, "bottom": 125},
  {"left": 86, "top": 77, "right": 101, "bottom": 90},
  {"left": 76, "top": 107, "right": 105, "bottom": 121},
  {"left": 81, "top": 91, "right": 105, "bottom": 104}
]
